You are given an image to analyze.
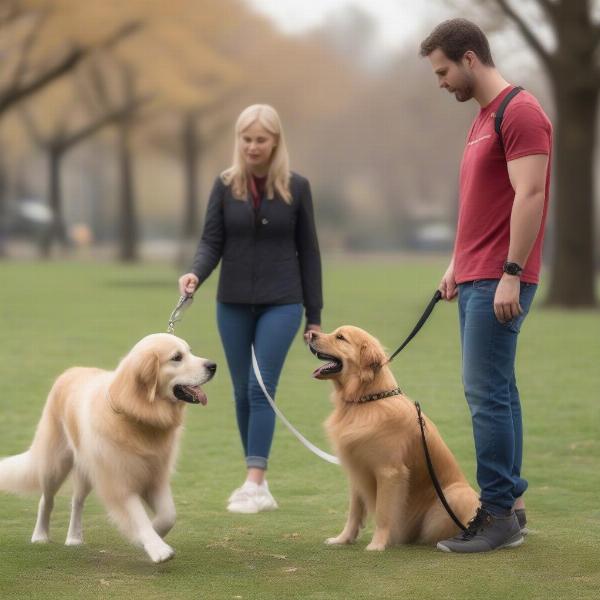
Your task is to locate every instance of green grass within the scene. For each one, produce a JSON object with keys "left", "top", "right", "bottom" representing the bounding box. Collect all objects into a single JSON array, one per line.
[{"left": 0, "top": 258, "right": 599, "bottom": 599}]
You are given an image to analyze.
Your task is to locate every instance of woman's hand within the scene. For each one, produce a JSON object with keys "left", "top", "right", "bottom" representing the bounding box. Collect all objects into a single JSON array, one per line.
[
  {"left": 304, "top": 323, "right": 321, "bottom": 344},
  {"left": 178, "top": 273, "right": 199, "bottom": 296}
]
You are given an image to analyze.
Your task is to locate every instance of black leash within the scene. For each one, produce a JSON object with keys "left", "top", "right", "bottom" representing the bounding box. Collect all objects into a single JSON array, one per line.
[
  {"left": 387, "top": 290, "right": 442, "bottom": 363},
  {"left": 415, "top": 402, "right": 467, "bottom": 532},
  {"left": 387, "top": 289, "right": 467, "bottom": 532}
]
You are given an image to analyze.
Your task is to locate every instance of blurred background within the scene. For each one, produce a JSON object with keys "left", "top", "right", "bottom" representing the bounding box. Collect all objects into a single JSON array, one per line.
[{"left": 0, "top": 0, "right": 598, "bottom": 307}]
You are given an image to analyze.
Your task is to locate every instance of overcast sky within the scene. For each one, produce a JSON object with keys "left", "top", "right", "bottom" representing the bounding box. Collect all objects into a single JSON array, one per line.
[{"left": 245, "top": 0, "right": 454, "bottom": 54}]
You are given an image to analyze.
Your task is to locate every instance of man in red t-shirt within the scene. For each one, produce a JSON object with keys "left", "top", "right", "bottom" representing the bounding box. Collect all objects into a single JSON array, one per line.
[{"left": 420, "top": 19, "right": 552, "bottom": 553}]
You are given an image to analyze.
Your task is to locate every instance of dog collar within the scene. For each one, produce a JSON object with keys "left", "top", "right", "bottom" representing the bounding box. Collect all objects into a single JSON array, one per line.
[{"left": 357, "top": 387, "right": 402, "bottom": 404}]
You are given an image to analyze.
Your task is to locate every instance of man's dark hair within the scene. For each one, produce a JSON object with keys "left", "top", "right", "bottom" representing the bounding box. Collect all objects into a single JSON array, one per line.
[{"left": 419, "top": 18, "right": 494, "bottom": 67}]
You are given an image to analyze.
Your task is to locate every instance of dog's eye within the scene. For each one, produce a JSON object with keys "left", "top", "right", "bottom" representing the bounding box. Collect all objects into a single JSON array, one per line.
[
  {"left": 336, "top": 334, "right": 346, "bottom": 342},
  {"left": 171, "top": 353, "right": 183, "bottom": 362}
]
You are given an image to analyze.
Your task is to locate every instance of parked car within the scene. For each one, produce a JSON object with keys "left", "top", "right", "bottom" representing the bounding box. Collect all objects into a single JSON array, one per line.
[
  {"left": 409, "top": 221, "right": 454, "bottom": 252},
  {"left": 5, "top": 198, "right": 52, "bottom": 236}
]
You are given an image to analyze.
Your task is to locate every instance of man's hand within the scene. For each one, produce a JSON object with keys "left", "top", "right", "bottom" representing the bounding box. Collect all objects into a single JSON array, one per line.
[
  {"left": 439, "top": 261, "right": 457, "bottom": 301},
  {"left": 494, "top": 274, "right": 522, "bottom": 322}
]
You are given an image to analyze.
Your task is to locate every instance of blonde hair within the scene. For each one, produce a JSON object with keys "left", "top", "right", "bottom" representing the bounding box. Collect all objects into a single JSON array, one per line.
[{"left": 221, "top": 104, "right": 292, "bottom": 203}]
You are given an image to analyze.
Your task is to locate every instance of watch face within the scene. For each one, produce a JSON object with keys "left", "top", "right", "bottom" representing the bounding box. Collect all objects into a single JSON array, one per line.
[{"left": 504, "top": 262, "right": 522, "bottom": 275}]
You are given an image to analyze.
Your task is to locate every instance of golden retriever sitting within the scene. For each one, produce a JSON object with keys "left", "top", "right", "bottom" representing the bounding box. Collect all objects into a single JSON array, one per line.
[
  {"left": 0, "top": 334, "right": 216, "bottom": 563},
  {"left": 308, "top": 326, "right": 478, "bottom": 550}
]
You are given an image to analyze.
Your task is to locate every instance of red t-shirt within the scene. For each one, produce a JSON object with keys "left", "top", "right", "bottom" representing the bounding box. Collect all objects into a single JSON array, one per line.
[{"left": 454, "top": 86, "right": 553, "bottom": 284}]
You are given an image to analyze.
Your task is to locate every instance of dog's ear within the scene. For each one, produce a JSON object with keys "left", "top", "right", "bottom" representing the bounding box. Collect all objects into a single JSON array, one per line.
[
  {"left": 359, "top": 342, "right": 385, "bottom": 383},
  {"left": 136, "top": 351, "right": 160, "bottom": 403}
]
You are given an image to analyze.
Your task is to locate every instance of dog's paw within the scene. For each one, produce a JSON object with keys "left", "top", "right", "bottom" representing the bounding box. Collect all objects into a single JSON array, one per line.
[
  {"left": 31, "top": 532, "right": 49, "bottom": 544},
  {"left": 65, "top": 536, "right": 84, "bottom": 546},
  {"left": 145, "top": 540, "right": 175, "bottom": 563},
  {"left": 365, "top": 541, "right": 387, "bottom": 551},
  {"left": 325, "top": 535, "right": 353, "bottom": 545}
]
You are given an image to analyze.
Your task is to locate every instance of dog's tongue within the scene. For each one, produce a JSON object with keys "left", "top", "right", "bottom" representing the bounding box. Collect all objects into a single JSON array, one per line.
[
  {"left": 184, "top": 385, "right": 207, "bottom": 405},
  {"left": 312, "top": 363, "right": 336, "bottom": 378}
]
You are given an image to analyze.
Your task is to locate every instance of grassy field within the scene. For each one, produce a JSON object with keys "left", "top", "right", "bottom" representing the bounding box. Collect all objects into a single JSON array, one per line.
[{"left": 0, "top": 258, "right": 599, "bottom": 600}]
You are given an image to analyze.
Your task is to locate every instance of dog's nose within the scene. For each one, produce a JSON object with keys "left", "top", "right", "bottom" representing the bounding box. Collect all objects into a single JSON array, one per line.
[{"left": 206, "top": 362, "right": 217, "bottom": 375}]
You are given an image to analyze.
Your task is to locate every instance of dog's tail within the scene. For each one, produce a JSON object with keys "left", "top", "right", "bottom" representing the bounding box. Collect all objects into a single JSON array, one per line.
[
  {"left": 0, "top": 450, "right": 40, "bottom": 494},
  {"left": 0, "top": 376, "right": 70, "bottom": 496}
]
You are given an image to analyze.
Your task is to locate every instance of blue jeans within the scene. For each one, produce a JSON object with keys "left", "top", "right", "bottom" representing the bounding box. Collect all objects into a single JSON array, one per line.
[
  {"left": 458, "top": 279, "right": 537, "bottom": 514},
  {"left": 217, "top": 302, "right": 303, "bottom": 470}
]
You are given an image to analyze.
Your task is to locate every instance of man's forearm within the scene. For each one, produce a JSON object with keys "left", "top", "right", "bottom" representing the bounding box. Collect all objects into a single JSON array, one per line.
[{"left": 507, "top": 191, "right": 545, "bottom": 268}]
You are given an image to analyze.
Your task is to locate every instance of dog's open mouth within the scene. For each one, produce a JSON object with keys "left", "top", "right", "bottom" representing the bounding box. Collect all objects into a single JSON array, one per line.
[
  {"left": 309, "top": 344, "right": 343, "bottom": 378},
  {"left": 173, "top": 384, "right": 207, "bottom": 405}
]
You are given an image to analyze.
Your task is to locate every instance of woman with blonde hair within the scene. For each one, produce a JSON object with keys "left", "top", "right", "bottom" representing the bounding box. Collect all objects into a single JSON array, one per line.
[{"left": 178, "top": 104, "right": 323, "bottom": 513}]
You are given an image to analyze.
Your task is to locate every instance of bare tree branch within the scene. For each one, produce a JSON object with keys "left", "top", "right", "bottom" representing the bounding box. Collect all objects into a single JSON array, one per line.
[
  {"left": 98, "top": 21, "right": 143, "bottom": 52},
  {"left": 74, "top": 60, "right": 103, "bottom": 115},
  {"left": 0, "top": 20, "right": 143, "bottom": 116},
  {"left": 85, "top": 54, "right": 113, "bottom": 111},
  {"left": 7, "top": 8, "right": 50, "bottom": 92},
  {"left": 17, "top": 104, "right": 45, "bottom": 146},
  {"left": 493, "top": 0, "right": 554, "bottom": 68},
  {"left": 61, "top": 93, "right": 153, "bottom": 151}
]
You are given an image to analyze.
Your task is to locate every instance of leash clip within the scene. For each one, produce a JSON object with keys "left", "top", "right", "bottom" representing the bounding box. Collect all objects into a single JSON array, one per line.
[{"left": 167, "top": 294, "right": 194, "bottom": 334}]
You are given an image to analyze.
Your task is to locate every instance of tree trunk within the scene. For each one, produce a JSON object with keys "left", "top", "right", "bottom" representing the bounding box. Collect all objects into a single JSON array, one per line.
[
  {"left": 546, "top": 80, "right": 598, "bottom": 306},
  {"left": 0, "top": 159, "right": 7, "bottom": 258},
  {"left": 117, "top": 120, "right": 138, "bottom": 262},
  {"left": 183, "top": 113, "right": 201, "bottom": 238},
  {"left": 178, "top": 112, "right": 201, "bottom": 267},
  {"left": 40, "top": 147, "right": 69, "bottom": 257}
]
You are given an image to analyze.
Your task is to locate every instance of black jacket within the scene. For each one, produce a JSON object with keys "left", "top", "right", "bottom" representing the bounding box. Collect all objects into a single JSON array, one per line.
[{"left": 191, "top": 172, "right": 322, "bottom": 324}]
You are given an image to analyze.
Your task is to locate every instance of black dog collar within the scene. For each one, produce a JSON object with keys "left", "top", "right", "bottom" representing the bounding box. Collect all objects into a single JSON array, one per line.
[{"left": 357, "top": 387, "right": 403, "bottom": 404}]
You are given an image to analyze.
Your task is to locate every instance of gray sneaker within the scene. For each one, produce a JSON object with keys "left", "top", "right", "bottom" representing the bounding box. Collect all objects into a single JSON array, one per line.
[
  {"left": 515, "top": 508, "right": 528, "bottom": 535},
  {"left": 437, "top": 507, "right": 524, "bottom": 553}
]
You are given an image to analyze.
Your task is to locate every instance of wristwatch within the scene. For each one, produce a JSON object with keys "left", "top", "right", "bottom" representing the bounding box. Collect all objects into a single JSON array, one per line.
[{"left": 503, "top": 261, "right": 523, "bottom": 276}]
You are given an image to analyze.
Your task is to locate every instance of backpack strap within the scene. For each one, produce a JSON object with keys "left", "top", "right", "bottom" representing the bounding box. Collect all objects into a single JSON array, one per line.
[{"left": 495, "top": 86, "right": 523, "bottom": 148}]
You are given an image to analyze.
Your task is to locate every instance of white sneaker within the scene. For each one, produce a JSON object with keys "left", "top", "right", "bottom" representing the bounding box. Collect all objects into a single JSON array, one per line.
[
  {"left": 228, "top": 481, "right": 257, "bottom": 505},
  {"left": 227, "top": 481, "right": 279, "bottom": 514}
]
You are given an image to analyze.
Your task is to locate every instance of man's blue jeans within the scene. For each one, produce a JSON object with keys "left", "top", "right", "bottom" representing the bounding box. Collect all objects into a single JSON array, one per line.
[
  {"left": 217, "top": 302, "right": 303, "bottom": 470},
  {"left": 458, "top": 279, "right": 537, "bottom": 514}
]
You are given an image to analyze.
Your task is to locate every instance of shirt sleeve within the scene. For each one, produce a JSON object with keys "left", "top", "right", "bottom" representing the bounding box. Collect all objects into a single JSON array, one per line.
[
  {"left": 501, "top": 103, "right": 552, "bottom": 162},
  {"left": 191, "top": 177, "right": 225, "bottom": 282},
  {"left": 295, "top": 178, "right": 323, "bottom": 325}
]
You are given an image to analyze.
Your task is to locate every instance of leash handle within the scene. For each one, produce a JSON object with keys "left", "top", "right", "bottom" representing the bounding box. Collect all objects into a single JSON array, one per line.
[
  {"left": 387, "top": 290, "right": 442, "bottom": 362},
  {"left": 415, "top": 402, "right": 467, "bottom": 532}
]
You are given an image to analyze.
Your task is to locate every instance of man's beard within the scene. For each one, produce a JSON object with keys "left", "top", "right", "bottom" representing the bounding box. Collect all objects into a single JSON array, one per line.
[
  {"left": 451, "top": 83, "right": 474, "bottom": 102},
  {"left": 450, "top": 71, "right": 475, "bottom": 102}
]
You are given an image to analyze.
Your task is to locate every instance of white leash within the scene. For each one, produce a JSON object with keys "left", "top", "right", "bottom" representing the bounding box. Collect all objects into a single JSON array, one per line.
[
  {"left": 166, "top": 295, "right": 339, "bottom": 465},
  {"left": 251, "top": 345, "right": 340, "bottom": 465}
]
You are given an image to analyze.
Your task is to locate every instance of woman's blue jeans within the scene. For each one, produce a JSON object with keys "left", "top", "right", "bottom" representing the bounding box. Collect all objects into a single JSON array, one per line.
[
  {"left": 458, "top": 279, "right": 537, "bottom": 514},
  {"left": 217, "top": 302, "right": 303, "bottom": 470}
]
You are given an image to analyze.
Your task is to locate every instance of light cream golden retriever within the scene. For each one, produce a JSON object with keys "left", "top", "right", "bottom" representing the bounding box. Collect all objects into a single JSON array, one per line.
[
  {"left": 0, "top": 333, "right": 216, "bottom": 563},
  {"left": 308, "top": 326, "right": 478, "bottom": 550}
]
